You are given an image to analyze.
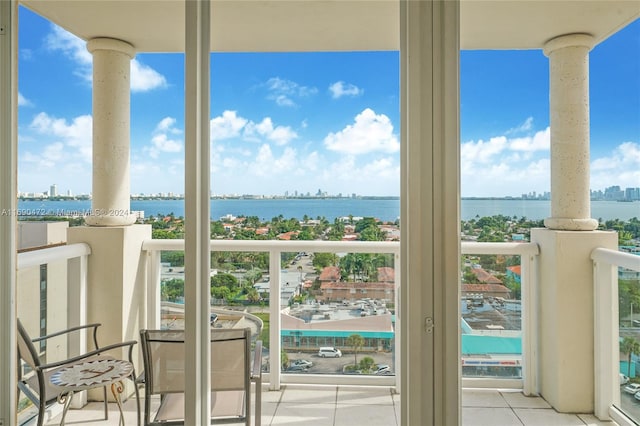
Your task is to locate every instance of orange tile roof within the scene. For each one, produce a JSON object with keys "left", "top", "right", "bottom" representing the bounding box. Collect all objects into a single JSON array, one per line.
[
  {"left": 319, "top": 266, "right": 341, "bottom": 281},
  {"left": 507, "top": 265, "right": 521, "bottom": 276}
]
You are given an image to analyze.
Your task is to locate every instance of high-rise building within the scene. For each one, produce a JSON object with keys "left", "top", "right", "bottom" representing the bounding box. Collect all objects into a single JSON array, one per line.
[{"left": 49, "top": 184, "right": 57, "bottom": 197}]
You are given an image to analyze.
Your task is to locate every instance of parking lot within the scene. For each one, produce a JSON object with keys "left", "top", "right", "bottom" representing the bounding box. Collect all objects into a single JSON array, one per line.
[
  {"left": 620, "top": 389, "right": 640, "bottom": 421},
  {"left": 282, "top": 350, "right": 395, "bottom": 375}
]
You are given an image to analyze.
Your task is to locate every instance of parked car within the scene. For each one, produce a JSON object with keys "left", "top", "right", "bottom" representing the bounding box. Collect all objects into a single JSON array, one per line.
[
  {"left": 375, "top": 364, "right": 391, "bottom": 375},
  {"left": 623, "top": 383, "right": 640, "bottom": 394},
  {"left": 286, "top": 364, "right": 309, "bottom": 372},
  {"left": 621, "top": 374, "right": 630, "bottom": 385},
  {"left": 291, "top": 359, "right": 313, "bottom": 368},
  {"left": 318, "top": 347, "right": 342, "bottom": 358},
  {"left": 635, "top": 391, "right": 640, "bottom": 401}
]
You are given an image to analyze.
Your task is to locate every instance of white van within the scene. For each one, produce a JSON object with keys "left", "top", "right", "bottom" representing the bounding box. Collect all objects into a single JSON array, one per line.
[{"left": 318, "top": 347, "right": 342, "bottom": 358}]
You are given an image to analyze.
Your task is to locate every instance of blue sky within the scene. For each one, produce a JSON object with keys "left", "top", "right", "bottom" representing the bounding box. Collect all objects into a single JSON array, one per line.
[{"left": 17, "top": 7, "right": 639, "bottom": 198}]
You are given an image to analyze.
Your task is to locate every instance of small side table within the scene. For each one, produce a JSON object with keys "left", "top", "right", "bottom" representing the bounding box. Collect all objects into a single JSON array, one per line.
[{"left": 50, "top": 358, "right": 133, "bottom": 426}]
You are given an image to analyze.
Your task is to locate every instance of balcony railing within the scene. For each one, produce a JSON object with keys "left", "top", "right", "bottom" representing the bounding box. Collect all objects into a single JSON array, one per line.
[
  {"left": 17, "top": 243, "right": 91, "bottom": 360},
  {"left": 142, "top": 239, "right": 400, "bottom": 390},
  {"left": 592, "top": 247, "right": 640, "bottom": 424},
  {"left": 461, "top": 242, "right": 539, "bottom": 395},
  {"left": 16, "top": 240, "right": 547, "bottom": 396}
]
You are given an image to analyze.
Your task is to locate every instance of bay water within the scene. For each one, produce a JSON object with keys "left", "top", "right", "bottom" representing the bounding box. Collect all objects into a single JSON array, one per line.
[{"left": 16, "top": 198, "right": 639, "bottom": 222}]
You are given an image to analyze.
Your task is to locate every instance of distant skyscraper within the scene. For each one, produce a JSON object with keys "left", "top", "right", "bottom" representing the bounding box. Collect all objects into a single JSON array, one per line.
[{"left": 49, "top": 184, "right": 57, "bottom": 197}]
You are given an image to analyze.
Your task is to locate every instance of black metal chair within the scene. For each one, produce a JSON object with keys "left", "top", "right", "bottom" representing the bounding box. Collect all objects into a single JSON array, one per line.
[{"left": 17, "top": 318, "right": 140, "bottom": 426}]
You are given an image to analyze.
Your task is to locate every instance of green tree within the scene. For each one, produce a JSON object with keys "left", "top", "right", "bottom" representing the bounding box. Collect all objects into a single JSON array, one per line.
[
  {"left": 358, "top": 356, "right": 375, "bottom": 373},
  {"left": 211, "top": 273, "right": 239, "bottom": 290},
  {"left": 355, "top": 217, "right": 378, "bottom": 233},
  {"left": 462, "top": 267, "right": 480, "bottom": 284},
  {"left": 358, "top": 225, "right": 386, "bottom": 241},
  {"left": 244, "top": 268, "right": 263, "bottom": 285},
  {"left": 621, "top": 337, "right": 640, "bottom": 378},
  {"left": 246, "top": 288, "right": 261, "bottom": 303},
  {"left": 161, "top": 278, "right": 184, "bottom": 302},
  {"left": 619, "top": 279, "right": 640, "bottom": 322},
  {"left": 211, "top": 285, "right": 231, "bottom": 300},
  {"left": 346, "top": 333, "right": 365, "bottom": 366},
  {"left": 313, "top": 252, "right": 338, "bottom": 270},
  {"left": 161, "top": 251, "right": 184, "bottom": 267}
]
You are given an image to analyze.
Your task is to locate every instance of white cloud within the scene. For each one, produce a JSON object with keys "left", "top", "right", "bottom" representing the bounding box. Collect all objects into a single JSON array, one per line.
[
  {"left": 146, "top": 117, "right": 183, "bottom": 159},
  {"left": 324, "top": 108, "right": 399, "bottom": 155},
  {"left": 460, "top": 123, "right": 640, "bottom": 196},
  {"left": 29, "top": 112, "right": 93, "bottom": 162},
  {"left": 329, "top": 81, "right": 363, "bottom": 99},
  {"left": 45, "top": 24, "right": 167, "bottom": 92},
  {"left": 211, "top": 110, "right": 297, "bottom": 146},
  {"left": 18, "top": 92, "right": 32, "bottom": 107},
  {"left": 264, "top": 77, "right": 318, "bottom": 107},
  {"left": 45, "top": 24, "right": 92, "bottom": 82},
  {"left": 130, "top": 59, "right": 168, "bottom": 92},
  {"left": 461, "top": 125, "right": 552, "bottom": 196},
  {"left": 461, "top": 127, "right": 550, "bottom": 167},
  {"left": 19, "top": 112, "right": 93, "bottom": 192},
  {"left": 461, "top": 136, "right": 508, "bottom": 164},
  {"left": 155, "top": 117, "right": 181, "bottom": 134},
  {"left": 244, "top": 117, "right": 298, "bottom": 146},
  {"left": 251, "top": 144, "right": 298, "bottom": 176},
  {"left": 211, "top": 111, "right": 248, "bottom": 141},
  {"left": 510, "top": 127, "right": 550, "bottom": 152},
  {"left": 130, "top": 157, "right": 184, "bottom": 194},
  {"left": 506, "top": 116, "right": 534, "bottom": 134},
  {"left": 318, "top": 154, "right": 400, "bottom": 195},
  {"left": 591, "top": 141, "right": 640, "bottom": 190}
]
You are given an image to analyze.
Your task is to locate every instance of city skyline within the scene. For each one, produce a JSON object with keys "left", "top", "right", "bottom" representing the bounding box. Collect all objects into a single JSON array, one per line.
[
  {"left": 16, "top": 8, "right": 640, "bottom": 198},
  {"left": 18, "top": 183, "right": 640, "bottom": 202}
]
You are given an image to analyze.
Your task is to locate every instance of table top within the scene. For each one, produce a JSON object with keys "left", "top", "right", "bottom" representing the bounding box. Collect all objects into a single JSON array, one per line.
[{"left": 50, "top": 358, "right": 133, "bottom": 390}]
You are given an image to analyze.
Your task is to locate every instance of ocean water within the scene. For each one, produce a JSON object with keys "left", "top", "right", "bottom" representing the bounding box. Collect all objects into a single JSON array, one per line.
[{"left": 16, "top": 198, "right": 639, "bottom": 222}]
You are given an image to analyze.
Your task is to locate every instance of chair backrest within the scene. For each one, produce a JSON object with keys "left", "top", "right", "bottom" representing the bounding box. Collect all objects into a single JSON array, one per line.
[
  {"left": 140, "top": 328, "right": 251, "bottom": 396},
  {"left": 17, "top": 318, "right": 42, "bottom": 371}
]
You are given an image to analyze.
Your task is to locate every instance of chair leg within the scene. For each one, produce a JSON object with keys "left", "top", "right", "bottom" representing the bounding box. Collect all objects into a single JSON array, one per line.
[
  {"left": 38, "top": 401, "right": 45, "bottom": 426},
  {"left": 255, "top": 379, "right": 262, "bottom": 426},
  {"left": 103, "top": 385, "right": 109, "bottom": 420},
  {"left": 132, "top": 374, "right": 141, "bottom": 426}
]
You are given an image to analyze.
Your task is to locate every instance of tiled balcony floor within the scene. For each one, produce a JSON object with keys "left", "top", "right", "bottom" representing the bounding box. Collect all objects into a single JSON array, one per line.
[{"left": 24, "top": 386, "right": 617, "bottom": 426}]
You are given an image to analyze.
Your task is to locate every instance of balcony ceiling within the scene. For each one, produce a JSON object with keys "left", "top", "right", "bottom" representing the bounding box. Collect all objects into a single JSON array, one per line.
[{"left": 20, "top": 0, "right": 640, "bottom": 53}]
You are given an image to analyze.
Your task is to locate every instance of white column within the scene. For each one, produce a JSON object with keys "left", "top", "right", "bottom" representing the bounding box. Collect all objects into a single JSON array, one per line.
[
  {"left": 543, "top": 34, "right": 598, "bottom": 231},
  {"left": 400, "top": 1, "right": 460, "bottom": 425},
  {"left": 0, "top": 1, "right": 18, "bottom": 424},
  {"left": 85, "top": 38, "right": 136, "bottom": 226}
]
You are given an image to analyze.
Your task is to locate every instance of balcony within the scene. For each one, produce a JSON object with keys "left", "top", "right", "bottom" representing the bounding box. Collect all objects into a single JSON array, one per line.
[
  {"left": 22, "top": 386, "right": 605, "bottom": 426},
  {"left": 3, "top": 2, "right": 640, "bottom": 425},
  {"left": 16, "top": 235, "right": 639, "bottom": 425}
]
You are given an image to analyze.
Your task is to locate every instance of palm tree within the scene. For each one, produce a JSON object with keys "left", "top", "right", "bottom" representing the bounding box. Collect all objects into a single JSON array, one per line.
[
  {"left": 621, "top": 336, "right": 640, "bottom": 378},
  {"left": 346, "top": 334, "right": 365, "bottom": 366}
]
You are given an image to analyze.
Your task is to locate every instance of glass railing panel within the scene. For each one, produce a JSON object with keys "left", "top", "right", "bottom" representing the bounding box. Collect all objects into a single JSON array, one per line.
[
  {"left": 159, "top": 249, "right": 269, "bottom": 333},
  {"left": 592, "top": 245, "right": 640, "bottom": 421},
  {"left": 461, "top": 253, "right": 523, "bottom": 380},
  {"left": 16, "top": 243, "right": 91, "bottom": 425},
  {"left": 280, "top": 251, "right": 396, "bottom": 377},
  {"left": 614, "top": 253, "right": 640, "bottom": 420}
]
